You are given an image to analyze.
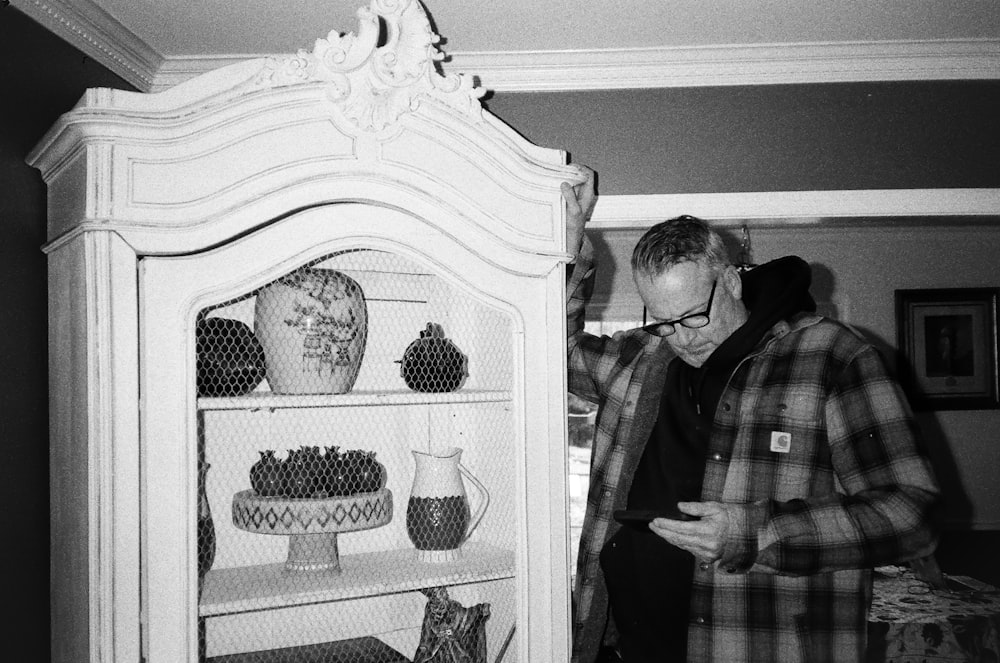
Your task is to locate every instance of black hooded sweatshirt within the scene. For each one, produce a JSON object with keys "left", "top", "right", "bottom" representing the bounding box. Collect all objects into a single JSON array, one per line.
[{"left": 599, "top": 256, "right": 816, "bottom": 662}]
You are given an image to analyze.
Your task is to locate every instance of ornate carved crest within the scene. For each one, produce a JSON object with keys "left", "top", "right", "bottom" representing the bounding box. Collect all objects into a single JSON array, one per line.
[{"left": 254, "top": 0, "right": 485, "bottom": 134}]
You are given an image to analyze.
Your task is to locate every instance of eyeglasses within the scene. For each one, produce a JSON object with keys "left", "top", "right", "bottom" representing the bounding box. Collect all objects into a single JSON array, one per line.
[{"left": 641, "top": 278, "right": 718, "bottom": 337}]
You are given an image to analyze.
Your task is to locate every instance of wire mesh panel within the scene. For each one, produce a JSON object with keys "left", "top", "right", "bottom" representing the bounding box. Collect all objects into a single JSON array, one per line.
[{"left": 195, "top": 249, "right": 517, "bottom": 662}]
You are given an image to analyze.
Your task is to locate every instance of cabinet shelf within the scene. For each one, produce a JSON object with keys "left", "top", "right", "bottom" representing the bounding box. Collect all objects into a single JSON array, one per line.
[
  {"left": 199, "top": 542, "right": 515, "bottom": 617},
  {"left": 198, "top": 389, "right": 513, "bottom": 411}
]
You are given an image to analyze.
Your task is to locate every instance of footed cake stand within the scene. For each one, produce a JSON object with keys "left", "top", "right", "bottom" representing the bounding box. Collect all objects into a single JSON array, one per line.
[{"left": 231, "top": 488, "right": 393, "bottom": 573}]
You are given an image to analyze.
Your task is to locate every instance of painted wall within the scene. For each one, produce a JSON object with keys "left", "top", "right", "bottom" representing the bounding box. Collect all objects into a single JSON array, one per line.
[
  {"left": 485, "top": 83, "right": 1000, "bottom": 193},
  {"left": 1, "top": 8, "right": 137, "bottom": 658}
]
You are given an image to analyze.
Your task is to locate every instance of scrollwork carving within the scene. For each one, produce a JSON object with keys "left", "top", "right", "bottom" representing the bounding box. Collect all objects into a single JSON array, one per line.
[{"left": 253, "top": 0, "right": 484, "bottom": 134}]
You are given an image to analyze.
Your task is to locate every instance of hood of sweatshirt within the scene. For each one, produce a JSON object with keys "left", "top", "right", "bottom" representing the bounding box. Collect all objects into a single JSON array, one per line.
[{"left": 702, "top": 255, "right": 816, "bottom": 370}]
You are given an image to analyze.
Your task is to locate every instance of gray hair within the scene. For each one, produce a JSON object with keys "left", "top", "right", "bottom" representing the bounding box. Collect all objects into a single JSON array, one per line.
[{"left": 631, "top": 215, "right": 731, "bottom": 277}]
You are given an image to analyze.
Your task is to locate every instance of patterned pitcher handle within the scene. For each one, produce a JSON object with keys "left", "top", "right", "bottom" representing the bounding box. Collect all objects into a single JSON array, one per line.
[{"left": 458, "top": 462, "right": 489, "bottom": 543}]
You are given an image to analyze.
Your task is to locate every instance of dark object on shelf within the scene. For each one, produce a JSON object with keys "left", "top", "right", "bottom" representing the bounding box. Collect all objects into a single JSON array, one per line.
[
  {"left": 254, "top": 447, "right": 388, "bottom": 498},
  {"left": 343, "top": 449, "right": 388, "bottom": 494},
  {"left": 249, "top": 450, "right": 284, "bottom": 497},
  {"left": 282, "top": 447, "right": 322, "bottom": 498},
  {"left": 321, "top": 446, "right": 351, "bottom": 496},
  {"left": 413, "top": 587, "right": 490, "bottom": 663},
  {"left": 321, "top": 447, "right": 387, "bottom": 496},
  {"left": 407, "top": 495, "right": 470, "bottom": 551},
  {"left": 197, "top": 460, "right": 216, "bottom": 588},
  {"left": 207, "top": 636, "right": 410, "bottom": 662},
  {"left": 398, "top": 323, "right": 469, "bottom": 393},
  {"left": 196, "top": 316, "right": 266, "bottom": 397}
]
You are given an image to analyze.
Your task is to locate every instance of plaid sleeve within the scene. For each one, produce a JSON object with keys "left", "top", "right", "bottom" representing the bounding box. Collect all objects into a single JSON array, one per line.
[
  {"left": 567, "top": 235, "right": 595, "bottom": 341},
  {"left": 754, "top": 343, "right": 941, "bottom": 575},
  {"left": 567, "top": 236, "right": 652, "bottom": 406},
  {"left": 566, "top": 235, "right": 603, "bottom": 406},
  {"left": 719, "top": 500, "right": 770, "bottom": 572}
]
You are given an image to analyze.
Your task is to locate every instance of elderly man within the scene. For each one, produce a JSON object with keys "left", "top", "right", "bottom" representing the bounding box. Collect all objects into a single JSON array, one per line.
[{"left": 562, "top": 166, "right": 940, "bottom": 663}]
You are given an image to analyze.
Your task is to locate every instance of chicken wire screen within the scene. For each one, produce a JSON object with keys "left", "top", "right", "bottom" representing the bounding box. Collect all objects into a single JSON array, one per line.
[{"left": 194, "top": 249, "right": 518, "bottom": 662}]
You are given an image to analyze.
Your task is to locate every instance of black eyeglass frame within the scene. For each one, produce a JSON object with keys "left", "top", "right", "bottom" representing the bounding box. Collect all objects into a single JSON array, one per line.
[{"left": 641, "top": 278, "right": 718, "bottom": 337}]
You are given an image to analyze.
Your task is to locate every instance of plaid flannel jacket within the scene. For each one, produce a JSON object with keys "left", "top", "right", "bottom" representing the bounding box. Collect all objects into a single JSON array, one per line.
[{"left": 567, "top": 238, "right": 940, "bottom": 663}]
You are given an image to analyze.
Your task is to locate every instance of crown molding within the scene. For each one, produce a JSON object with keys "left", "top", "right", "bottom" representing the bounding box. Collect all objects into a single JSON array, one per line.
[
  {"left": 449, "top": 40, "right": 1000, "bottom": 92},
  {"left": 12, "top": 0, "right": 998, "bottom": 94},
  {"left": 589, "top": 189, "right": 1000, "bottom": 230},
  {"left": 11, "top": 0, "right": 161, "bottom": 90},
  {"left": 152, "top": 39, "right": 1000, "bottom": 93}
]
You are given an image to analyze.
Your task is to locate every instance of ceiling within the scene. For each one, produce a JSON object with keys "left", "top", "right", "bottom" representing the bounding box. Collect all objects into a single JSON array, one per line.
[{"left": 12, "top": 0, "right": 1000, "bottom": 92}]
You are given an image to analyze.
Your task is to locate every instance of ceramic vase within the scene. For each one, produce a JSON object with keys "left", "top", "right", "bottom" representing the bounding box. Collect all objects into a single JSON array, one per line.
[
  {"left": 254, "top": 267, "right": 367, "bottom": 394},
  {"left": 197, "top": 461, "right": 216, "bottom": 588},
  {"left": 406, "top": 447, "right": 489, "bottom": 562}
]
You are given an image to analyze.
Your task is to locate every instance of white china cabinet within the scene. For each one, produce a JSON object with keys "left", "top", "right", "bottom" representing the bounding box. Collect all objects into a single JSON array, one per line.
[{"left": 31, "top": 2, "right": 577, "bottom": 662}]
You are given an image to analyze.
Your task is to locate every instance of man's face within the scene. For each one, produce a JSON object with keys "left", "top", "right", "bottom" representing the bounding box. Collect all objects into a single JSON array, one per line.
[{"left": 634, "top": 259, "right": 746, "bottom": 368}]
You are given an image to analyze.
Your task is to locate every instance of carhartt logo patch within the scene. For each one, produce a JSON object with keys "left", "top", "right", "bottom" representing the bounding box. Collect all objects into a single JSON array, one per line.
[{"left": 770, "top": 431, "right": 791, "bottom": 453}]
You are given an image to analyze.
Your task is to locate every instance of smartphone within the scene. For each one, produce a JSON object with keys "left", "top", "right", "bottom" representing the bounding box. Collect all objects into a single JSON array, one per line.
[{"left": 613, "top": 508, "right": 699, "bottom": 528}]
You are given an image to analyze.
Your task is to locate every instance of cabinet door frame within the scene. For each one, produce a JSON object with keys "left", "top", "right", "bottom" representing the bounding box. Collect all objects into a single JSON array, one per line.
[
  {"left": 139, "top": 202, "right": 570, "bottom": 661},
  {"left": 48, "top": 231, "right": 143, "bottom": 663}
]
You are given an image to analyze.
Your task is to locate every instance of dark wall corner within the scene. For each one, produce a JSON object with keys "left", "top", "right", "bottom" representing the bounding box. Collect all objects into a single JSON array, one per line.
[{"left": 1, "top": 7, "right": 138, "bottom": 659}]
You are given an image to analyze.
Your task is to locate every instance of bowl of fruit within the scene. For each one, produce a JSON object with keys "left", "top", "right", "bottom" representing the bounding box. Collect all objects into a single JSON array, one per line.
[{"left": 232, "top": 446, "right": 391, "bottom": 573}]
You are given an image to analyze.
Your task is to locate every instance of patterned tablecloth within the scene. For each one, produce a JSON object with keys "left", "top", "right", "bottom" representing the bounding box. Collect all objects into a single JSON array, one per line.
[{"left": 867, "top": 565, "right": 1000, "bottom": 662}]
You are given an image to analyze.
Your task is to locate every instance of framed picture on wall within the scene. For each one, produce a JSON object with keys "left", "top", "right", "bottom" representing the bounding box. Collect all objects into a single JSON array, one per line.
[{"left": 895, "top": 288, "right": 1000, "bottom": 411}]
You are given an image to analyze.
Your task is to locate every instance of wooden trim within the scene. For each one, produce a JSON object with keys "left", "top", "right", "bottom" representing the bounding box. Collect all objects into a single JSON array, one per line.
[
  {"left": 589, "top": 189, "right": 1000, "bottom": 230},
  {"left": 11, "top": 0, "right": 161, "bottom": 89},
  {"left": 448, "top": 40, "right": 1000, "bottom": 92},
  {"left": 148, "top": 39, "right": 1000, "bottom": 93}
]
